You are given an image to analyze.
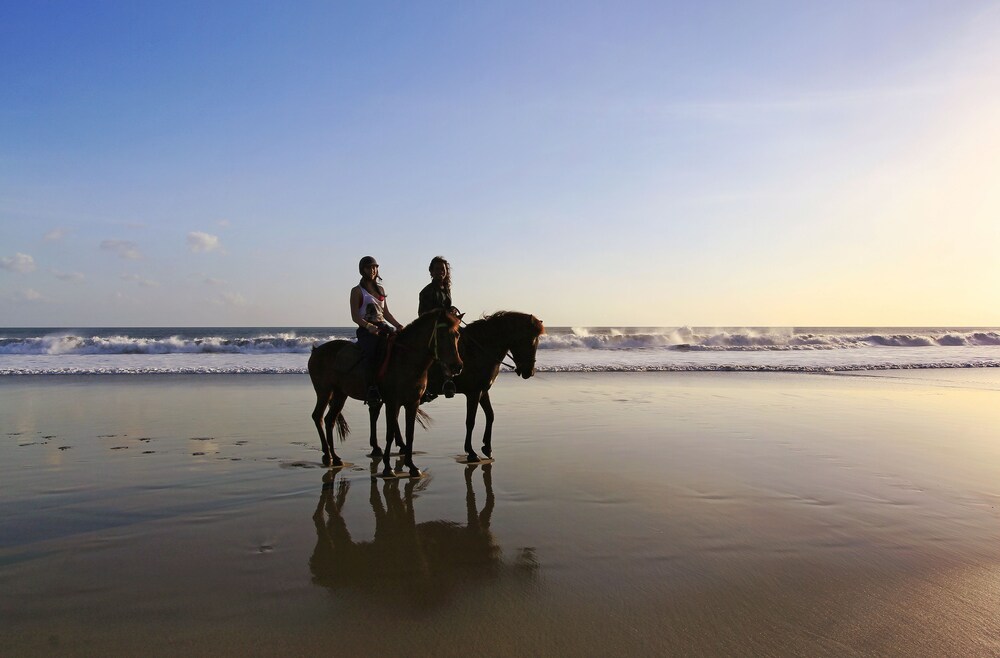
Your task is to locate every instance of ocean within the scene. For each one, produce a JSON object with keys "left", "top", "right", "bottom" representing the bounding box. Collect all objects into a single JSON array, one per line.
[{"left": 2, "top": 326, "right": 999, "bottom": 375}]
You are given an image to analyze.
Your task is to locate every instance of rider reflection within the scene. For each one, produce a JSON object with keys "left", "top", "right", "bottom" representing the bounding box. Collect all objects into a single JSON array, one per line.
[{"left": 310, "top": 461, "right": 537, "bottom": 605}]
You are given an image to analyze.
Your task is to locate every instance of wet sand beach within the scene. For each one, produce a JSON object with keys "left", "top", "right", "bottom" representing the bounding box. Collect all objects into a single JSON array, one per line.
[{"left": 2, "top": 370, "right": 1000, "bottom": 656}]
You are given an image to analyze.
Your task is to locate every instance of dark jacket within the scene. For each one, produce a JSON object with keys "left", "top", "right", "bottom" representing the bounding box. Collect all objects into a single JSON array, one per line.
[{"left": 418, "top": 282, "right": 452, "bottom": 315}]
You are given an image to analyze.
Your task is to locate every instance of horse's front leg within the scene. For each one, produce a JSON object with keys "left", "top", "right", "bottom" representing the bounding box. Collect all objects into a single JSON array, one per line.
[
  {"left": 367, "top": 400, "right": 383, "bottom": 458},
  {"left": 403, "top": 402, "right": 421, "bottom": 477},
  {"left": 479, "top": 391, "right": 496, "bottom": 458},
  {"left": 463, "top": 391, "right": 482, "bottom": 462},
  {"left": 381, "top": 402, "right": 401, "bottom": 477}
]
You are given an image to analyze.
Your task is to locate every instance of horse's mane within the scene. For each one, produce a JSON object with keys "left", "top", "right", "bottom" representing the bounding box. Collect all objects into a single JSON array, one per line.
[{"left": 466, "top": 311, "right": 545, "bottom": 343}]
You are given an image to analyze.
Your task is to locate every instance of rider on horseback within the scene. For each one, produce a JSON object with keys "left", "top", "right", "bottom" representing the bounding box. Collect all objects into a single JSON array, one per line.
[
  {"left": 351, "top": 256, "right": 403, "bottom": 404},
  {"left": 418, "top": 256, "right": 458, "bottom": 402}
]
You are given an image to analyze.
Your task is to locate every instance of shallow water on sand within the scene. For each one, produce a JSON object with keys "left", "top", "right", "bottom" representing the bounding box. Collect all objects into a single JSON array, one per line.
[{"left": 2, "top": 371, "right": 1000, "bottom": 655}]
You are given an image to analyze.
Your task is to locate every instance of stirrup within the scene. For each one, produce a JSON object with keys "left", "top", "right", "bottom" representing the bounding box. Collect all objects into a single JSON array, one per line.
[{"left": 442, "top": 379, "right": 456, "bottom": 398}]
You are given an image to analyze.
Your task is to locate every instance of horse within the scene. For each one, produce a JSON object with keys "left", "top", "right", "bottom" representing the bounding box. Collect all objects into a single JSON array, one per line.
[
  {"left": 369, "top": 311, "right": 544, "bottom": 462},
  {"left": 308, "top": 307, "right": 463, "bottom": 477}
]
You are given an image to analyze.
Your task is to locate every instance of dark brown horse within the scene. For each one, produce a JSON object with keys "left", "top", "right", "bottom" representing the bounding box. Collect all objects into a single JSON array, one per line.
[
  {"left": 308, "top": 308, "right": 463, "bottom": 477},
  {"left": 370, "top": 311, "right": 544, "bottom": 462}
]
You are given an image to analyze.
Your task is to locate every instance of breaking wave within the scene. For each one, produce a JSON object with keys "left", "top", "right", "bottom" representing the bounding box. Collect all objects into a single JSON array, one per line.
[
  {"left": 541, "top": 328, "right": 1000, "bottom": 351},
  {"left": 1, "top": 326, "right": 998, "bottom": 375},
  {"left": 0, "top": 332, "right": 343, "bottom": 356}
]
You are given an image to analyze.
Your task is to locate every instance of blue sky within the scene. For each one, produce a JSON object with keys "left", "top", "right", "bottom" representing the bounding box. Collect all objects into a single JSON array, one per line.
[{"left": 2, "top": 1, "right": 998, "bottom": 327}]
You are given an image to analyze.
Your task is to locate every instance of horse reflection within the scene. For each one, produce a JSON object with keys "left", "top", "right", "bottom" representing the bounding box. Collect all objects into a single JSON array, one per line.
[{"left": 310, "top": 462, "right": 537, "bottom": 605}]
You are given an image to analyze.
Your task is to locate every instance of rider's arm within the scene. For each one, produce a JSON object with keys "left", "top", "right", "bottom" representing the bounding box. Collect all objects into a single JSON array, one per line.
[
  {"left": 382, "top": 300, "right": 404, "bottom": 331},
  {"left": 418, "top": 284, "right": 433, "bottom": 316},
  {"left": 350, "top": 286, "right": 378, "bottom": 334}
]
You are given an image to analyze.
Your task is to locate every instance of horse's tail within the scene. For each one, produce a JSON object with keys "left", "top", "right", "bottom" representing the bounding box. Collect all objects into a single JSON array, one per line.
[
  {"left": 416, "top": 408, "right": 433, "bottom": 430},
  {"left": 335, "top": 413, "right": 350, "bottom": 443}
]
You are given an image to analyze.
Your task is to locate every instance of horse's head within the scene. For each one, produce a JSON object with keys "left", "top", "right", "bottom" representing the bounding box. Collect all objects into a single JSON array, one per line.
[
  {"left": 430, "top": 308, "right": 463, "bottom": 377},
  {"left": 509, "top": 315, "right": 544, "bottom": 379}
]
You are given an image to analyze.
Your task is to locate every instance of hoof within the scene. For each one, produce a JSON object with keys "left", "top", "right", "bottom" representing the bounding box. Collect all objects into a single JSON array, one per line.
[
  {"left": 381, "top": 467, "right": 395, "bottom": 478},
  {"left": 467, "top": 453, "right": 480, "bottom": 463},
  {"left": 330, "top": 457, "right": 343, "bottom": 468},
  {"left": 481, "top": 447, "right": 492, "bottom": 458},
  {"left": 367, "top": 447, "right": 383, "bottom": 458},
  {"left": 322, "top": 454, "right": 332, "bottom": 467},
  {"left": 408, "top": 468, "right": 421, "bottom": 478}
]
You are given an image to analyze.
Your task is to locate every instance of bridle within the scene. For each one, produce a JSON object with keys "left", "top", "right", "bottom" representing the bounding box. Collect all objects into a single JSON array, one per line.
[
  {"left": 458, "top": 317, "right": 524, "bottom": 373},
  {"left": 426, "top": 310, "right": 461, "bottom": 370}
]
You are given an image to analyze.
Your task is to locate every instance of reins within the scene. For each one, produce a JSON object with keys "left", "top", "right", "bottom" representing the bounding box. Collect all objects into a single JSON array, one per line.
[
  {"left": 427, "top": 319, "right": 454, "bottom": 364},
  {"left": 390, "top": 310, "right": 456, "bottom": 367}
]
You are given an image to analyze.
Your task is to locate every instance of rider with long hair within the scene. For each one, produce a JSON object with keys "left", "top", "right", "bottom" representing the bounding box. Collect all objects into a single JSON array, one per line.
[
  {"left": 351, "top": 256, "right": 403, "bottom": 403},
  {"left": 418, "top": 255, "right": 452, "bottom": 316},
  {"left": 418, "top": 255, "right": 457, "bottom": 401}
]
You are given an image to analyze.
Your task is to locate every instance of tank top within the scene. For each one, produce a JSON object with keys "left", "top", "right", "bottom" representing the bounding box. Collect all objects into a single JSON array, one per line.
[{"left": 359, "top": 285, "right": 386, "bottom": 324}]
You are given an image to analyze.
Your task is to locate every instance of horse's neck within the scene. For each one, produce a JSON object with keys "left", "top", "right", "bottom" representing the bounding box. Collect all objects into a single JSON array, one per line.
[
  {"left": 468, "top": 320, "right": 514, "bottom": 360},
  {"left": 392, "top": 320, "right": 436, "bottom": 372}
]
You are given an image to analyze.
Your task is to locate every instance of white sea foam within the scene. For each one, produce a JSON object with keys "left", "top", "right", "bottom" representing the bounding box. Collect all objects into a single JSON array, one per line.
[
  {"left": 1, "top": 327, "right": 998, "bottom": 375},
  {"left": 539, "top": 328, "right": 1000, "bottom": 351}
]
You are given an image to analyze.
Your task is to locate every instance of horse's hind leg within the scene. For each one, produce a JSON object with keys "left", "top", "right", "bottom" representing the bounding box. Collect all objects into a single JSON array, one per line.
[
  {"left": 312, "top": 389, "right": 332, "bottom": 464},
  {"left": 381, "top": 403, "right": 401, "bottom": 478},
  {"left": 324, "top": 392, "right": 348, "bottom": 467},
  {"left": 394, "top": 423, "right": 405, "bottom": 451},
  {"left": 479, "top": 391, "right": 496, "bottom": 458},
  {"left": 463, "top": 392, "right": 482, "bottom": 462},
  {"left": 402, "top": 403, "right": 421, "bottom": 477},
  {"left": 367, "top": 400, "right": 383, "bottom": 458}
]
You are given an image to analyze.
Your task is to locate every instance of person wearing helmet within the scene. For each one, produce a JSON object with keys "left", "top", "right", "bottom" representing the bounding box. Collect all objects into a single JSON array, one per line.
[{"left": 350, "top": 256, "right": 403, "bottom": 404}]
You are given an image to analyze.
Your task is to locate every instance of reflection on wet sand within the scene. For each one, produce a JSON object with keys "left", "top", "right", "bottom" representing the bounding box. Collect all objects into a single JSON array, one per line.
[{"left": 311, "top": 460, "right": 537, "bottom": 605}]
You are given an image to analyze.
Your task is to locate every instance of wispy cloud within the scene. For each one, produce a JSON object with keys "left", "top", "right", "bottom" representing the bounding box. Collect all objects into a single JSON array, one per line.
[
  {"left": 1, "top": 253, "right": 36, "bottom": 273},
  {"left": 53, "top": 270, "right": 85, "bottom": 282},
  {"left": 530, "top": 84, "right": 947, "bottom": 125},
  {"left": 11, "top": 288, "right": 43, "bottom": 302},
  {"left": 44, "top": 228, "right": 68, "bottom": 241},
  {"left": 120, "top": 274, "right": 159, "bottom": 288},
  {"left": 204, "top": 277, "right": 227, "bottom": 286},
  {"left": 187, "top": 232, "right": 222, "bottom": 253},
  {"left": 100, "top": 240, "right": 142, "bottom": 260},
  {"left": 215, "top": 292, "right": 247, "bottom": 307}
]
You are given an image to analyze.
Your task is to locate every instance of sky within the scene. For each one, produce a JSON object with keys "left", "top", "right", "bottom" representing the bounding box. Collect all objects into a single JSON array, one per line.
[{"left": 2, "top": 1, "right": 999, "bottom": 327}]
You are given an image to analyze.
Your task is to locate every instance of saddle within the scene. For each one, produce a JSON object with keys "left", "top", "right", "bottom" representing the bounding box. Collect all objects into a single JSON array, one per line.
[
  {"left": 333, "top": 334, "right": 396, "bottom": 383},
  {"left": 331, "top": 343, "right": 364, "bottom": 375}
]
